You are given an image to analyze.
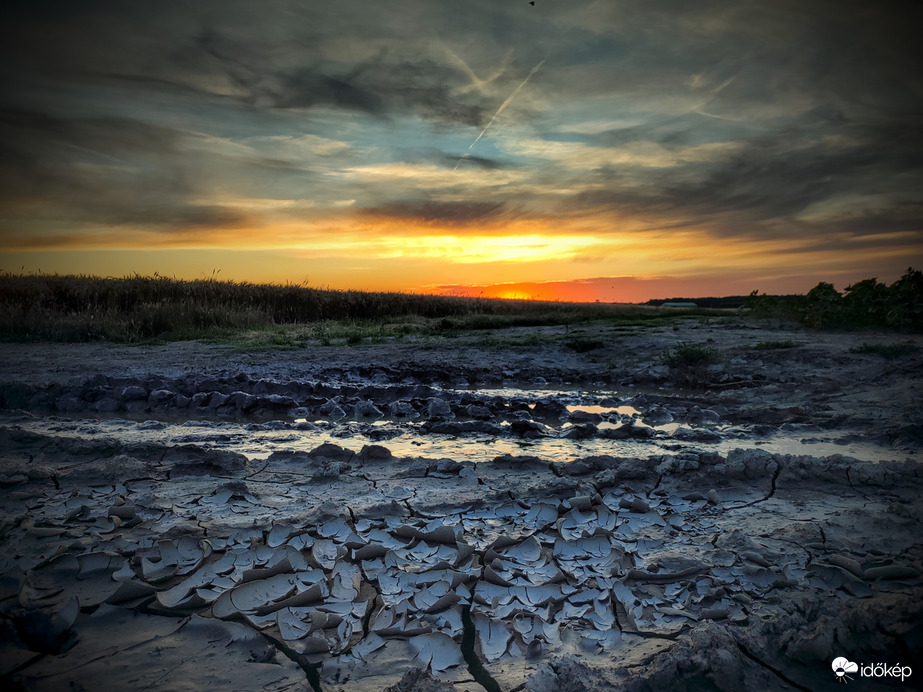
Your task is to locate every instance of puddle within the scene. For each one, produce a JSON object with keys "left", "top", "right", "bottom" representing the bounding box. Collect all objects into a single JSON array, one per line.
[
  {"left": 4, "top": 413, "right": 906, "bottom": 466},
  {"left": 3, "top": 382, "right": 908, "bottom": 466},
  {"left": 614, "top": 405, "right": 642, "bottom": 416},
  {"left": 731, "top": 437, "right": 903, "bottom": 462}
]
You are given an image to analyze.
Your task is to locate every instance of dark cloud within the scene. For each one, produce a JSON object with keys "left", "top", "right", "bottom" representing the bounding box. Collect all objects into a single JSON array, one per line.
[
  {"left": 386, "top": 146, "right": 507, "bottom": 170},
  {"left": 0, "top": 3, "right": 501, "bottom": 127},
  {"left": 363, "top": 201, "right": 513, "bottom": 225},
  {"left": 812, "top": 208, "right": 923, "bottom": 237},
  {"left": 0, "top": 108, "right": 184, "bottom": 198},
  {"left": 275, "top": 68, "right": 384, "bottom": 113},
  {"left": 584, "top": 111, "right": 768, "bottom": 149},
  {"left": 447, "top": 154, "right": 506, "bottom": 170},
  {"left": 189, "top": 29, "right": 384, "bottom": 115},
  {"left": 0, "top": 108, "right": 258, "bottom": 234},
  {"left": 179, "top": 28, "right": 500, "bottom": 127},
  {"left": 367, "top": 58, "right": 493, "bottom": 128},
  {"left": 562, "top": 106, "right": 923, "bottom": 241},
  {"left": 0, "top": 108, "right": 181, "bottom": 156}
]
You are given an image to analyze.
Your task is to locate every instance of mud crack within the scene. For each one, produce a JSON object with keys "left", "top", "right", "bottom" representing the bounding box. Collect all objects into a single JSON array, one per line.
[
  {"left": 735, "top": 641, "right": 812, "bottom": 691},
  {"left": 243, "top": 459, "right": 271, "bottom": 481},
  {"left": 727, "top": 461, "right": 781, "bottom": 510},
  {"left": 251, "top": 626, "right": 324, "bottom": 692},
  {"left": 460, "top": 603, "right": 503, "bottom": 692}
]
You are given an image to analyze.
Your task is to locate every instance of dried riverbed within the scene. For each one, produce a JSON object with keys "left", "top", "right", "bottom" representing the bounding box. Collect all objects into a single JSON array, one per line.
[{"left": 1, "top": 320, "right": 921, "bottom": 691}]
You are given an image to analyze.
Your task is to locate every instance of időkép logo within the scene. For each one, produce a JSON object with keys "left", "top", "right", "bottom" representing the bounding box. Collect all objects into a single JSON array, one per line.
[{"left": 832, "top": 656, "right": 912, "bottom": 684}]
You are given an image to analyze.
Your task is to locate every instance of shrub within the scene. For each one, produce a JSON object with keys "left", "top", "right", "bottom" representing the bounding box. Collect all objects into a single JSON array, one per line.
[
  {"left": 801, "top": 281, "right": 846, "bottom": 328},
  {"left": 662, "top": 343, "right": 720, "bottom": 368},
  {"left": 748, "top": 268, "right": 923, "bottom": 332},
  {"left": 661, "top": 343, "right": 720, "bottom": 388},
  {"left": 885, "top": 268, "right": 923, "bottom": 331}
]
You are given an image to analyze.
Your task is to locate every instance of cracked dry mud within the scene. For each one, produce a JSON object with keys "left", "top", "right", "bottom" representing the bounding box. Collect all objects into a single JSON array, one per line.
[{"left": 1, "top": 320, "right": 921, "bottom": 691}]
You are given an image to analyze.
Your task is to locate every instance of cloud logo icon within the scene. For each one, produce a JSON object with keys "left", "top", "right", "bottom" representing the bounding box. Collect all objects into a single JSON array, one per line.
[{"left": 832, "top": 657, "right": 859, "bottom": 682}]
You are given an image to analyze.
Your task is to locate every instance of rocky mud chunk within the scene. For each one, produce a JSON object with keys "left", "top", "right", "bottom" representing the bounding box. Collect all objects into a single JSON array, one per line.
[
  {"left": 425, "top": 398, "right": 454, "bottom": 419},
  {"left": 509, "top": 420, "right": 546, "bottom": 438},
  {"left": 389, "top": 401, "right": 420, "bottom": 419},
  {"left": 355, "top": 401, "right": 384, "bottom": 419},
  {"left": 531, "top": 399, "right": 567, "bottom": 421}
]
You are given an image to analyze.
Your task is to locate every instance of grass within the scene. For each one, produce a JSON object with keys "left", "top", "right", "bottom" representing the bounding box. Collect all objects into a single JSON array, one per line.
[
  {"left": 0, "top": 273, "right": 731, "bottom": 345},
  {"left": 5, "top": 269, "right": 919, "bottom": 344},
  {"left": 849, "top": 343, "right": 919, "bottom": 360}
]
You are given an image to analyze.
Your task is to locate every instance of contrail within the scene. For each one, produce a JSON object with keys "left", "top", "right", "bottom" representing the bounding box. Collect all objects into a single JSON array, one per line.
[
  {"left": 443, "top": 44, "right": 511, "bottom": 96},
  {"left": 690, "top": 76, "right": 738, "bottom": 120},
  {"left": 454, "top": 59, "right": 545, "bottom": 171}
]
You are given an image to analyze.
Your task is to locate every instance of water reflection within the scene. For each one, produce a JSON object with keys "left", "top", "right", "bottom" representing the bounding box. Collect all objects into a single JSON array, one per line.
[{"left": 5, "top": 412, "right": 904, "bottom": 466}]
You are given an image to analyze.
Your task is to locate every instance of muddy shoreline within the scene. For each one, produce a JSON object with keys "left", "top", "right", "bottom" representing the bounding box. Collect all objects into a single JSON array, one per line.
[{"left": 2, "top": 320, "right": 921, "bottom": 690}]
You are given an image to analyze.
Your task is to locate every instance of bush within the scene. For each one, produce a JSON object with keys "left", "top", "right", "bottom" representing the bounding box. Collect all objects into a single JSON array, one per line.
[
  {"left": 886, "top": 268, "right": 923, "bottom": 331},
  {"left": 748, "top": 268, "right": 923, "bottom": 332},
  {"left": 662, "top": 343, "right": 720, "bottom": 368}
]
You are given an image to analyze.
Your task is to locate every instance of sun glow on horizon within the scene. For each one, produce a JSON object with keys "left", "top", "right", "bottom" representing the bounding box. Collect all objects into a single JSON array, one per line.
[
  {"left": 3, "top": 206, "right": 920, "bottom": 302},
  {"left": 490, "top": 289, "right": 537, "bottom": 300}
]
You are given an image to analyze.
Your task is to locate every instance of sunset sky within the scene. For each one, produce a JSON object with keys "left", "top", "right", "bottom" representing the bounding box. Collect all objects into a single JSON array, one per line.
[{"left": 1, "top": 1, "right": 920, "bottom": 301}]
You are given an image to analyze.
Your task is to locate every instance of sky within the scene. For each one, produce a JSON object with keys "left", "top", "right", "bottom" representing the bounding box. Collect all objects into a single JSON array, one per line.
[{"left": 1, "top": 0, "right": 921, "bottom": 301}]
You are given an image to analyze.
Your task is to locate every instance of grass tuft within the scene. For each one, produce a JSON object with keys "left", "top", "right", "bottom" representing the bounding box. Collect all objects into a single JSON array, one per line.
[{"left": 662, "top": 343, "right": 720, "bottom": 368}]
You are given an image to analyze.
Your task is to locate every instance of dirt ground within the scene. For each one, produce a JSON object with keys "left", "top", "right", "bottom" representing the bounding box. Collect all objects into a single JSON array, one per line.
[{"left": 1, "top": 318, "right": 921, "bottom": 691}]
